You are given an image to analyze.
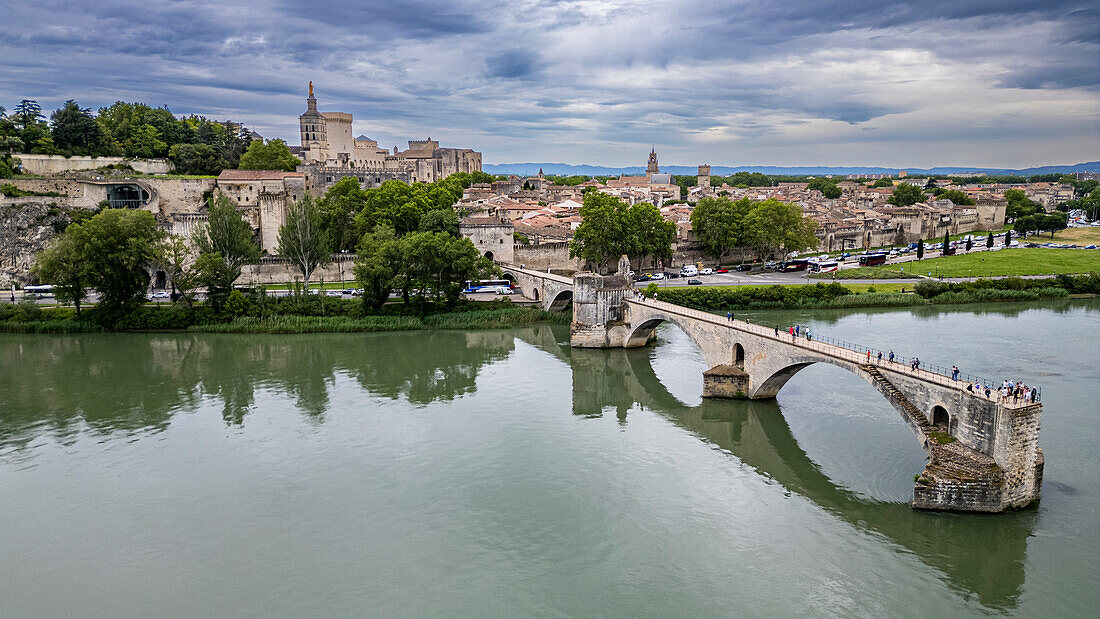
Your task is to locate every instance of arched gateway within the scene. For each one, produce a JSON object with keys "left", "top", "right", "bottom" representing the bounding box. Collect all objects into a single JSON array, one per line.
[{"left": 499, "top": 260, "right": 1044, "bottom": 513}]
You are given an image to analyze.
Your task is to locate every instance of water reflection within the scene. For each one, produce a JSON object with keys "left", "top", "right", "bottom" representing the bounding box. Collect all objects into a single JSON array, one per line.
[
  {"left": 565, "top": 340, "right": 1033, "bottom": 612},
  {"left": 0, "top": 325, "right": 1034, "bottom": 610}
]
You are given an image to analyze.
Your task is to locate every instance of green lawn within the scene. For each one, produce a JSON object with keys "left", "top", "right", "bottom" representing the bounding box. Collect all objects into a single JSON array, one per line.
[
  {"left": 809, "top": 265, "right": 916, "bottom": 280},
  {"left": 861, "top": 248, "right": 1100, "bottom": 278}
]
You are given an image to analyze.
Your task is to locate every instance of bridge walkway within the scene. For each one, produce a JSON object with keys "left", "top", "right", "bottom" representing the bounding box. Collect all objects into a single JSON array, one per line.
[
  {"left": 500, "top": 264, "right": 573, "bottom": 285},
  {"left": 626, "top": 297, "right": 1035, "bottom": 410}
]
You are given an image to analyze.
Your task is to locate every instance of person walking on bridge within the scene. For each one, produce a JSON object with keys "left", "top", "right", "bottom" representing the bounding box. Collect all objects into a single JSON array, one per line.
[
  {"left": 789, "top": 326, "right": 795, "bottom": 340},
  {"left": 952, "top": 366, "right": 959, "bottom": 381},
  {"left": 877, "top": 351, "right": 883, "bottom": 364},
  {"left": 889, "top": 350, "right": 895, "bottom": 363},
  {"left": 775, "top": 325, "right": 779, "bottom": 337}
]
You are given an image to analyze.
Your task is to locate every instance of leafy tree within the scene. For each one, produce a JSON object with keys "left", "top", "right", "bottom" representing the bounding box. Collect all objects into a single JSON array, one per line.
[
  {"left": 1005, "top": 229, "right": 1012, "bottom": 246},
  {"left": 916, "top": 239, "right": 924, "bottom": 260},
  {"left": 50, "top": 100, "right": 110, "bottom": 156},
  {"left": 1004, "top": 189, "right": 1040, "bottom": 221},
  {"left": 317, "top": 176, "right": 366, "bottom": 251},
  {"left": 152, "top": 235, "right": 200, "bottom": 308},
  {"left": 124, "top": 124, "right": 168, "bottom": 158},
  {"left": 418, "top": 208, "right": 460, "bottom": 236},
  {"left": 1041, "top": 212, "right": 1068, "bottom": 238},
  {"left": 1014, "top": 214, "right": 1039, "bottom": 236},
  {"left": 277, "top": 194, "right": 330, "bottom": 292},
  {"left": 58, "top": 209, "right": 163, "bottom": 318},
  {"left": 354, "top": 225, "right": 399, "bottom": 310},
  {"left": 873, "top": 178, "right": 894, "bottom": 188},
  {"left": 807, "top": 178, "right": 841, "bottom": 199},
  {"left": 168, "top": 143, "right": 221, "bottom": 175},
  {"left": 924, "top": 178, "right": 937, "bottom": 190},
  {"left": 690, "top": 196, "right": 752, "bottom": 261},
  {"left": 33, "top": 234, "right": 90, "bottom": 314},
  {"left": 943, "top": 231, "right": 950, "bottom": 253},
  {"left": 193, "top": 194, "right": 260, "bottom": 305},
  {"left": 936, "top": 189, "right": 975, "bottom": 206},
  {"left": 238, "top": 138, "right": 299, "bottom": 171},
  {"left": 12, "top": 100, "right": 43, "bottom": 131},
  {"left": 887, "top": 183, "right": 924, "bottom": 206},
  {"left": 742, "top": 198, "right": 818, "bottom": 260},
  {"left": 987, "top": 232, "right": 994, "bottom": 249},
  {"left": 966, "top": 237, "right": 973, "bottom": 252},
  {"left": 400, "top": 231, "right": 494, "bottom": 307},
  {"left": 570, "top": 191, "right": 675, "bottom": 270}
]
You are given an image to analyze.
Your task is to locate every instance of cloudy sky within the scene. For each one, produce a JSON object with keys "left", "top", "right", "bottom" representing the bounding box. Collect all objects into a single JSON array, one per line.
[{"left": 2, "top": 0, "right": 1098, "bottom": 168}]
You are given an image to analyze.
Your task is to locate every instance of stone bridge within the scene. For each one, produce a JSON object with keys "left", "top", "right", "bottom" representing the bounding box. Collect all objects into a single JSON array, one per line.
[
  {"left": 499, "top": 260, "right": 1044, "bottom": 513},
  {"left": 500, "top": 265, "right": 575, "bottom": 312}
]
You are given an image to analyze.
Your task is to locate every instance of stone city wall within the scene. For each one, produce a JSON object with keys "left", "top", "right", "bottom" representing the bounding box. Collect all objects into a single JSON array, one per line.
[
  {"left": 15, "top": 154, "right": 174, "bottom": 175},
  {"left": 513, "top": 242, "right": 583, "bottom": 272}
]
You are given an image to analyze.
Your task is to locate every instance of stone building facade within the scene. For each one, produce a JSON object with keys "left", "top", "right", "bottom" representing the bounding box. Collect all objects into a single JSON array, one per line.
[
  {"left": 459, "top": 216, "right": 514, "bottom": 263},
  {"left": 214, "top": 170, "right": 306, "bottom": 252}
]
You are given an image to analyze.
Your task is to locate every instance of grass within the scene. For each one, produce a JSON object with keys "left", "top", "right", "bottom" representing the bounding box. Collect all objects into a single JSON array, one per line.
[
  {"left": 187, "top": 308, "right": 569, "bottom": 334},
  {"left": 0, "top": 320, "right": 104, "bottom": 333},
  {"left": 895, "top": 248, "right": 1100, "bottom": 277},
  {"left": 1024, "top": 227, "right": 1100, "bottom": 246},
  {"left": 809, "top": 266, "right": 917, "bottom": 280},
  {"left": 929, "top": 431, "right": 957, "bottom": 445}
]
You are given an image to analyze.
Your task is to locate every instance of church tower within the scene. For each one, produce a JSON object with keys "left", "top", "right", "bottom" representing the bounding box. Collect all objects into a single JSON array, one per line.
[
  {"left": 646, "top": 147, "right": 660, "bottom": 179},
  {"left": 299, "top": 81, "right": 327, "bottom": 164}
]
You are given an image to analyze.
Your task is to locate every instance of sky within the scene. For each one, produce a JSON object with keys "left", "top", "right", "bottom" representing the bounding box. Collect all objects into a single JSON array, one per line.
[{"left": 2, "top": 0, "right": 1098, "bottom": 168}]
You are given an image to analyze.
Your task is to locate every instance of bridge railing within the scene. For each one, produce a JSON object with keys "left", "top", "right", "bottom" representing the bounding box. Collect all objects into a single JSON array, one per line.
[{"left": 629, "top": 297, "right": 1040, "bottom": 405}]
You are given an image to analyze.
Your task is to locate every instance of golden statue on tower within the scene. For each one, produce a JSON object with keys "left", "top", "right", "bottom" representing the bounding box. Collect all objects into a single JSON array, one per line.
[{"left": 309, "top": 81, "right": 314, "bottom": 98}]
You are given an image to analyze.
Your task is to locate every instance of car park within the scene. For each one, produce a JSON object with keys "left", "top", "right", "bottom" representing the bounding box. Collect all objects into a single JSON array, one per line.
[{"left": 687, "top": 279, "right": 702, "bottom": 285}]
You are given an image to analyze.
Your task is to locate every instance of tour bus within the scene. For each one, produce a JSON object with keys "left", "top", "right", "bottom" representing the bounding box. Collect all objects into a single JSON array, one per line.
[
  {"left": 463, "top": 279, "right": 513, "bottom": 293},
  {"left": 779, "top": 259, "right": 810, "bottom": 272},
  {"left": 809, "top": 260, "right": 839, "bottom": 273},
  {"left": 22, "top": 284, "right": 54, "bottom": 298},
  {"left": 858, "top": 253, "right": 888, "bottom": 266}
]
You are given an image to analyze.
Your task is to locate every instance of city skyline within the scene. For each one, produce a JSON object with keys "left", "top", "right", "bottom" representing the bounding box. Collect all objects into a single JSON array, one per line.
[{"left": 2, "top": 0, "right": 1098, "bottom": 168}]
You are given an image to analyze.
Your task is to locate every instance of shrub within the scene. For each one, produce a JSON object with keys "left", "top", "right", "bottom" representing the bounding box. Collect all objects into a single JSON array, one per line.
[{"left": 913, "top": 279, "right": 945, "bottom": 298}]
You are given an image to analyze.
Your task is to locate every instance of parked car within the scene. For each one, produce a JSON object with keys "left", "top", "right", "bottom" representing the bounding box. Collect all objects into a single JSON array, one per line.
[
  {"left": 687, "top": 279, "right": 702, "bottom": 285},
  {"left": 495, "top": 286, "right": 514, "bottom": 295},
  {"left": 680, "top": 265, "right": 698, "bottom": 277},
  {"left": 651, "top": 272, "right": 665, "bottom": 280},
  {"left": 326, "top": 290, "right": 342, "bottom": 297},
  {"left": 1085, "top": 245, "right": 1096, "bottom": 250},
  {"left": 715, "top": 267, "right": 729, "bottom": 273},
  {"left": 735, "top": 263, "right": 753, "bottom": 272},
  {"left": 152, "top": 290, "right": 170, "bottom": 299},
  {"left": 636, "top": 273, "right": 652, "bottom": 282},
  {"left": 764, "top": 261, "right": 778, "bottom": 270},
  {"left": 700, "top": 268, "right": 714, "bottom": 275}
]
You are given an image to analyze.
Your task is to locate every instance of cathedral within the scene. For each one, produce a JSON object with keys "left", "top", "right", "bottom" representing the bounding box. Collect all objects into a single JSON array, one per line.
[{"left": 295, "top": 83, "right": 482, "bottom": 195}]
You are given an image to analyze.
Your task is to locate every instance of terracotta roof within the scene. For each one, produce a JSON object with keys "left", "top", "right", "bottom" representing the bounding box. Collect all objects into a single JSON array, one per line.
[{"left": 217, "top": 170, "right": 304, "bottom": 181}]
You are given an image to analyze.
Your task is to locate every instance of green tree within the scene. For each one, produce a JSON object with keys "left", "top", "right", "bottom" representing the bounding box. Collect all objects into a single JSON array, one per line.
[
  {"left": 123, "top": 124, "right": 168, "bottom": 158},
  {"left": 354, "top": 225, "right": 399, "bottom": 310},
  {"left": 152, "top": 235, "right": 200, "bottom": 309},
  {"left": 943, "top": 231, "right": 950, "bottom": 254},
  {"left": 317, "top": 176, "right": 367, "bottom": 251},
  {"left": 399, "top": 231, "right": 494, "bottom": 307},
  {"left": 936, "top": 189, "right": 975, "bottom": 206},
  {"left": 742, "top": 198, "right": 819, "bottom": 260},
  {"left": 58, "top": 209, "right": 164, "bottom": 318},
  {"left": 238, "top": 138, "right": 298, "bottom": 171},
  {"left": 277, "top": 194, "right": 330, "bottom": 292},
  {"left": 50, "top": 100, "right": 110, "bottom": 156},
  {"left": 1041, "top": 212, "right": 1068, "bottom": 238},
  {"left": 33, "top": 234, "right": 90, "bottom": 314},
  {"left": 986, "top": 232, "right": 994, "bottom": 249},
  {"left": 193, "top": 194, "right": 260, "bottom": 305},
  {"left": 887, "top": 183, "right": 924, "bottom": 207},
  {"left": 916, "top": 239, "right": 924, "bottom": 260},
  {"left": 873, "top": 178, "right": 894, "bottom": 188},
  {"left": 1004, "top": 189, "right": 1039, "bottom": 221},
  {"left": 1005, "top": 229, "right": 1012, "bottom": 246},
  {"left": 925, "top": 178, "right": 938, "bottom": 190},
  {"left": 168, "top": 143, "right": 222, "bottom": 175},
  {"left": 569, "top": 192, "right": 675, "bottom": 271},
  {"left": 690, "top": 196, "right": 752, "bottom": 261},
  {"left": 966, "top": 237, "right": 973, "bottom": 252},
  {"left": 807, "top": 178, "right": 841, "bottom": 199},
  {"left": 418, "top": 208, "right": 460, "bottom": 236}
]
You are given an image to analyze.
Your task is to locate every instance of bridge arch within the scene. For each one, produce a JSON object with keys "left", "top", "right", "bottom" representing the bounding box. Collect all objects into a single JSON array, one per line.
[
  {"left": 484, "top": 250, "right": 494, "bottom": 261},
  {"left": 547, "top": 289, "right": 573, "bottom": 312}
]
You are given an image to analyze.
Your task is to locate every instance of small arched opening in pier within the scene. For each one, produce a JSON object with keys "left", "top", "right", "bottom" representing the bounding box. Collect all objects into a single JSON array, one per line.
[
  {"left": 932, "top": 405, "right": 950, "bottom": 432},
  {"left": 733, "top": 343, "right": 745, "bottom": 370}
]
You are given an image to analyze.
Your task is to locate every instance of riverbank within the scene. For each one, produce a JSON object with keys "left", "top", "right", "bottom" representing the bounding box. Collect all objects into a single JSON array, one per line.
[
  {"left": 823, "top": 248, "right": 1099, "bottom": 279},
  {"left": 0, "top": 299, "right": 570, "bottom": 334}
]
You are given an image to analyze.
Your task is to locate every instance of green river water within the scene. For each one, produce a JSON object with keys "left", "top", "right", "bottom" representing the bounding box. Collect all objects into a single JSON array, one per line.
[{"left": 1, "top": 300, "right": 1097, "bottom": 616}]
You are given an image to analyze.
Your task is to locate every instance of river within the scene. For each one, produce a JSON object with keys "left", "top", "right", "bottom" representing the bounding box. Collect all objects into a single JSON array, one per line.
[{"left": 1, "top": 300, "right": 1097, "bottom": 616}]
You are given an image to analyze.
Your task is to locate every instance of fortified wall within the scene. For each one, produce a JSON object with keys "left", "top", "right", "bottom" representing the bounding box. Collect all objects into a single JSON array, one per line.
[{"left": 14, "top": 154, "right": 174, "bottom": 175}]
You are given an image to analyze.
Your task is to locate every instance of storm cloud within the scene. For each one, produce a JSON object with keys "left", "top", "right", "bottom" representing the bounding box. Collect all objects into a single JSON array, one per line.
[{"left": 1, "top": 0, "right": 1097, "bottom": 167}]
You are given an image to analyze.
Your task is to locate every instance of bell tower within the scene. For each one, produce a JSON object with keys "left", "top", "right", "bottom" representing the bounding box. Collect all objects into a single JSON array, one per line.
[
  {"left": 646, "top": 147, "right": 660, "bottom": 179},
  {"left": 299, "top": 82, "right": 327, "bottom": 163}
]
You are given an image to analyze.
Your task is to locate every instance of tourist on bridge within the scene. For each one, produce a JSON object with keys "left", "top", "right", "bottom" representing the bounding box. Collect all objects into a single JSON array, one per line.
[
  {"left": 774, "top": 325, "right": 779, "bottom": 336},
  {"left": 877, "top": 351, "right": 883, "bottom": 363},
  {"left": 866, "top": 350, "right": 871, "bottom": 363},
  {"left": 789, "top": 326, "right": 795, "bottom": 340},
  {"left": 952, "top": 366, "right": 960, "bottom": 381},
  {"left": 889, "top": 350, "right": 895, "bottom": 363},
  {"left": 726, "top": 312, "right": 732, "bottom": 321}
]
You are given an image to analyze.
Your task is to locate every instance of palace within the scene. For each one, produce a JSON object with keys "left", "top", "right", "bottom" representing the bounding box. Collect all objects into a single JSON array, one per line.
[{"left": 295, "top": 82, "right": 482, "bottom": 194}]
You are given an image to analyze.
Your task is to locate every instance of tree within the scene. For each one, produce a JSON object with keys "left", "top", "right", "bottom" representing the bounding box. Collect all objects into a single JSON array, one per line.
[
  {"left": 354, "top": 225, "right": 399, "bottom": 310},
  {"left": 691, "top": 197, "right": 752, "bottom": 261},
  {"left": 60, "top": 209, "right": 164, "bottom": 318},
  {"left": 238, "top": 138, "right": 299, "bottom": 171},
  {"left": 966, "top": 237, "right": 973, "bottom": 252},
  {"left": 569, "top": 192, "right": 675, "bottom": 270},
  {"left": 317, "top": 176, "right": 366, "bottom": 251},
  {"left": 916, "top": 239, "right": 924, "bottom": 260},
  {"left": 168, "top": 143, "right": 221, "bottom": 175},
  {"left": 873, "top": 178, "right": 894, "bottom": 188},
  {"left": 1041, "top": 212, "right": 1068, "bottom": 238},
  {"left": 418, "top": 208, "right": 460, "bottom": 236},
  {"left": 986, "top": 232, "right": 994, "bottom": 249},
  {"left": 807, "top": 178, "right": 841, "bottom": 199},
  {"left": 277, "top": 194, "right": 330, "bottom": 292},
  {"left": 924, "top": 178, "right": 938, "bottom": 190},
  {"left": 152, "top": 235, "right": 200, "bottom": 309},
  {"left": 1005, "top": 229, "right": 1012, "bottom": 246},
  {"left": 936, "top": 189, "right": 975, "bottom": 206},
  {"left": 50, "top": 100, "right": 109, "bottom": 156},
  {"left": 399, "top": 231, "right": 493, "bottom": 307},
  {"left": 742, "top": 198, "right": 818, "bottom": 260},
  {"left": 193, "top": 194, "right": 260, "bottom": 305},
  {"left": 12, "top": 100, "right": 43, "bottom": 131},
  {"left": 33, "top": 234, "right": 90, "bottom": 315},
  {"left": 943, "top": 231, "right": 950, "bottom": 254},
  {"left": 124, "top": 124, "right": 168, "bottom": 158},
  {"left": 1004, "top": 189, "right": 1039, "bottom": 221},
  {"left": 887, "top": 183, "right": 924, "bottom": 207}
]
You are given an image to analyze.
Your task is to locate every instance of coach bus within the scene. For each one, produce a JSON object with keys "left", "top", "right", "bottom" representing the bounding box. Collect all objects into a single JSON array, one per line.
[
  {"left": 463, "top": 279, "right": 513, "bottom": 293},
  {"left": 858, "top": 253, "right": 888, "bottom": 266},
  {"left": 779, "top": 259, "right": 810, "bottom": 272}
]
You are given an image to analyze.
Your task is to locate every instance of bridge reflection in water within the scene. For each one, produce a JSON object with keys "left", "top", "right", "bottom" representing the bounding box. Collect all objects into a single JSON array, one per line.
[{"left": 529, "top": 330, "right": 1034, "bottom": 613}]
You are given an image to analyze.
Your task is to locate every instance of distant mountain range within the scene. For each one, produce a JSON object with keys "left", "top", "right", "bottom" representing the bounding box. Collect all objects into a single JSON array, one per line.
[{"left": 482, "top": 161, "right": 1100, "bottom": 177}]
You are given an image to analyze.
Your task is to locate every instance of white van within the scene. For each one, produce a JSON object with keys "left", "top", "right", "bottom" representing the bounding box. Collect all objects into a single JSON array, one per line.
[{"left": 680, "top": 265, "right": 699, "bottom": 277}]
